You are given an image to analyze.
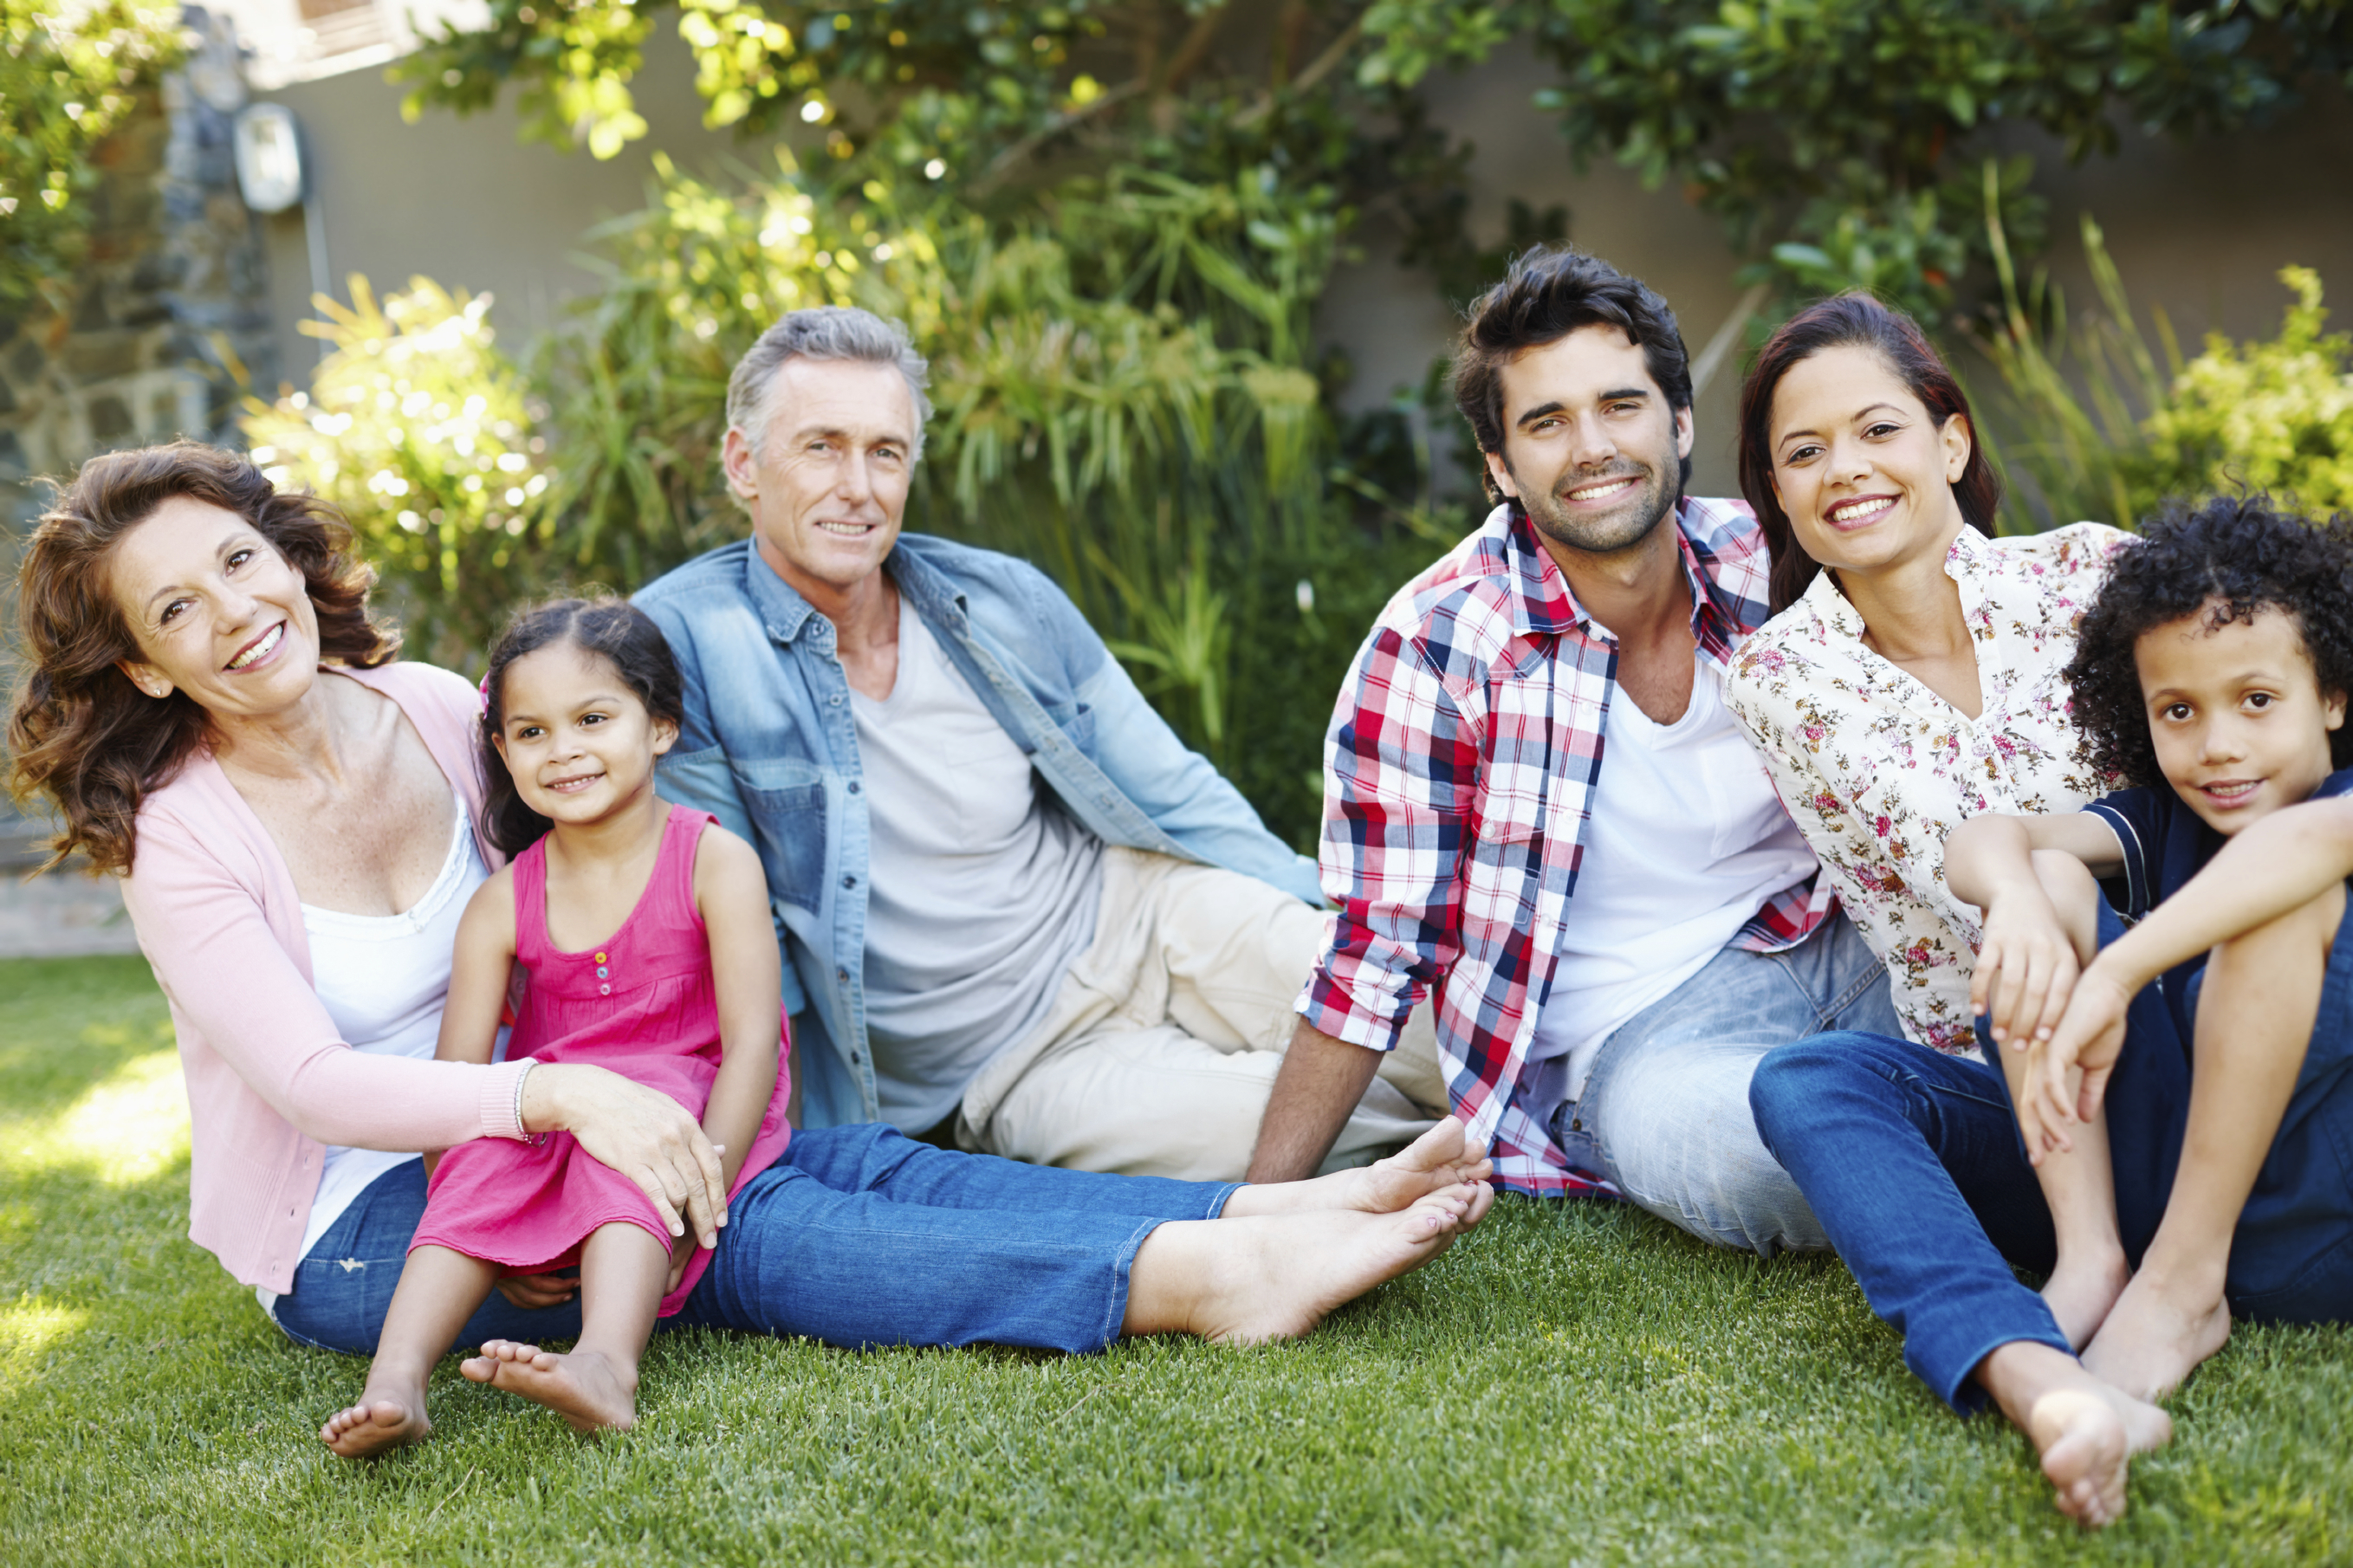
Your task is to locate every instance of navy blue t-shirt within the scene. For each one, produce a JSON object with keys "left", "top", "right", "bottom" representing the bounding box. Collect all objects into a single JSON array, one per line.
[{"left": 2082, "top": 764, "right": 2353, "bottom": 1037}]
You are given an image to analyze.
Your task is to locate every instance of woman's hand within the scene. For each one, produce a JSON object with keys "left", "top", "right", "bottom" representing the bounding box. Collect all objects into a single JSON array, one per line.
[
  {"left": 522, "top": 1063, "right": 730, "bottom": 1248},
  {"left": 2019, "top": 964, "right": 2132, "bottom": 1160},
  {"left": 1969, "top": 883, "right": 2081, "bottom": 1052}
]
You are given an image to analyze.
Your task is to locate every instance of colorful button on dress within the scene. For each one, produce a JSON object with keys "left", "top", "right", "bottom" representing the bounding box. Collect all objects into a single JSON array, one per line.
[{"left": 411, "top": 806, "right": 792, "bottom": 1316}]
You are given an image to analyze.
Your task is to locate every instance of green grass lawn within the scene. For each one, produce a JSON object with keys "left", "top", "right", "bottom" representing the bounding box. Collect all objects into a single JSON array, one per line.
[{"left": 3, "top": 955, "right": 2348, "bottom": 1565}]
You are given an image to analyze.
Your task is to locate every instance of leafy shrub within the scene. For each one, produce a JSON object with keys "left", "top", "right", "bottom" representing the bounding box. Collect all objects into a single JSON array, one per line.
[
  {"left": 240, "top": 278, "right": 553, "bottom": 670},
  {"left": 1970, "top": 172, "right": 2349, "bottom": 537},
  {"left": 2136, "top": 267, "right": 2353, "bottom": 518},
  {"left": 0, "top": 0, "right": 179, "bottom": 304}
]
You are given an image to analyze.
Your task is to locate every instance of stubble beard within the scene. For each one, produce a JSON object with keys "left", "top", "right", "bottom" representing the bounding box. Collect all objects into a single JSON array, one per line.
[{"left": 1515, "top": 460, "right": 1681, "bottom": 560}]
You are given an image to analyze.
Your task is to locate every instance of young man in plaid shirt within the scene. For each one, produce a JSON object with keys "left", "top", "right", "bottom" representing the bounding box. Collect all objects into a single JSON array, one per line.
[{"left": 1247, "top": 249, "right": 1897, "bottom": 1252}]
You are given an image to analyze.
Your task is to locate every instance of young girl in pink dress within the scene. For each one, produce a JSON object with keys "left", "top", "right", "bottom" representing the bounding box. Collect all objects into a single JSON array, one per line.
[{"left": 321, "top": 598, "right": 792, "bottom": 1456}]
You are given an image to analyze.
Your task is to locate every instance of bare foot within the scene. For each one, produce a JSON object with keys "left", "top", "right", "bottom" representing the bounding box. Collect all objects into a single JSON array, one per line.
[
  {"left": 319, "top": 1386, "right": 430, "bottom": 1459},
  {"left": 1980, "top": 1340, "right": 2172, "bottom": 1530},
  {"left": 2030, "top": 1389, "right": 2131, "bottom": 1528},
  {"left": 2040, "top": 1247, "right": 2131, "bottom": 1351},
  {"left": 1224, "top": 1118, "right": 1496, "bottom": 1221},
  {"left": 460, "top": 1339, "right": 640, "bottom": 1434},
  {"left": 2080, "top": 1269, "right": 2233, "bottom": 1403},
  {"left": 1184, "top": 1184, "right": 1478, "bottom": 1344}
]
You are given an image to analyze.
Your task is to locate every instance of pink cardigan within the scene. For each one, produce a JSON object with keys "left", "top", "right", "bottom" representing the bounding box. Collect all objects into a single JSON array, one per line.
[{"left": 120, "top": 661, "right": 532, "bottom": 1293}]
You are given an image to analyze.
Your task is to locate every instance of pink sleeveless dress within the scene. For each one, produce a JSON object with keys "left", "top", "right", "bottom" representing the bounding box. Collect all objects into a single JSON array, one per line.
[{"left": 412, "top": 806, "right": 792, "bottom": 1316}]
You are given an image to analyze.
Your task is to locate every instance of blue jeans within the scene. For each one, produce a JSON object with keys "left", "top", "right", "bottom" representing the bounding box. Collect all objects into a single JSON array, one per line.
[
  {"left": 269, "top": 1124, "right": 1238, "bottom": 1357},
  {"left": 1751, "top": 897, "right": 2353, "bottom": 1413},
  {"left": 1548, "top": 911, "right": 1899, "bottom": 1255}
]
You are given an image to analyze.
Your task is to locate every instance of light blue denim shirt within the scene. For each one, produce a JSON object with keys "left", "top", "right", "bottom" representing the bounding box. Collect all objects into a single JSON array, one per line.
[{"left": 634, "top": 533, "right": 1322, "bottom": 1128}]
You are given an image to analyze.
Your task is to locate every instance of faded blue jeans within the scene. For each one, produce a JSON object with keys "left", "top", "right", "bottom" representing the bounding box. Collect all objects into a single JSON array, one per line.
[
  {"left": 1548, "top": 911, "right": 1899, "bottom": 1255},
  {"left": 270, "top": 1124, "right": 1238, "bottom": 1357}
]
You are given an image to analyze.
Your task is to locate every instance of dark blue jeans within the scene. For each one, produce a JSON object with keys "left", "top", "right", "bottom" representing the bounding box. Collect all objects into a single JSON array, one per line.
[
  {"left": 1751, "top": 901, "right": 2353, "bottom": 1412},
  {"left": 269, "top": 1123, "right": 1238, "bottom": 1357}
]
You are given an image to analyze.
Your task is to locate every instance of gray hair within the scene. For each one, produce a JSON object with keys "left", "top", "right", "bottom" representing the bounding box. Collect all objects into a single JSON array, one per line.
[{"left": 726, "top": 306, "right": 933, "bottom": 462}]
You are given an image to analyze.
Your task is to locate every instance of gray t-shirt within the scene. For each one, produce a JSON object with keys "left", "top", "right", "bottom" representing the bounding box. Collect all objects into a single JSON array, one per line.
[{"left": 850, "top": 593, "right": 1105, "bottom": 1131}]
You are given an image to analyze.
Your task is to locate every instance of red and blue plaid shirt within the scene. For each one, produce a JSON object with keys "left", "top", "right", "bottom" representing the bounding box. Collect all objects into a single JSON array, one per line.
[{"left": 1298, "top": 497, "right": 1837, "bottom": 1196}]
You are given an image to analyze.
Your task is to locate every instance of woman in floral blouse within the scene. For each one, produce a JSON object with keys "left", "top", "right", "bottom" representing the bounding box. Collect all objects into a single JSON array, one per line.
[
  {"left": 1722, "top": 294, "right": 2158, "bottom": 1530},
  {"left": 1721, "top": 299, "right": 2128, "bottom": 1053}
]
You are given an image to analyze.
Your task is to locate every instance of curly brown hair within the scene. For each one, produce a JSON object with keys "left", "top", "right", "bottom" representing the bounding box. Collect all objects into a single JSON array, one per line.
[
  {"left": 2065, "top": 495, "right": 2353, "bottom": 790},
  {"left": 6, "top": 441, "right": 400, "bottom": 875}
]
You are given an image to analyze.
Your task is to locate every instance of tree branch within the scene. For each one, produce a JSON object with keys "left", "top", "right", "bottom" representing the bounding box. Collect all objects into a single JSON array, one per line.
[{"left": 1235, "top": 15, "right": 1364, "bottom": 127}]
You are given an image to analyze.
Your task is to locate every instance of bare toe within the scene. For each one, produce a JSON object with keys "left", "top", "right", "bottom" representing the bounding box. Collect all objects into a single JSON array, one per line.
[
  {"left": 319, "top": 1396, "right": 428, "bottom": 1459},
  {"left": 2030, "top": 1389, "right": 2129, "bottom": 1529}
]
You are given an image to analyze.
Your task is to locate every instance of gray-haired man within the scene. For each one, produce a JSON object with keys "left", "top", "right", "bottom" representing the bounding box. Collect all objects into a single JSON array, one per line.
[{"left": 633, "top": 307, "right": 1443, "bottom": 1178}]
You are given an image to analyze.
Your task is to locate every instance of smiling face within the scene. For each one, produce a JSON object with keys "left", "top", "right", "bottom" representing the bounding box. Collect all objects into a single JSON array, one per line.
[
  {"left": 108, "top": 495, "right": 322, "bottom": 719},
  {"left": 723, "top": 355, "right": 917, "bottom": 606},
  {"left": 2136, "top": 603, "right": 2346, "bottom": 835},
  {"left": 1767, "top": 343, "right": 1974, "bottom": 581},
  {"left": 1484, "top": 322, "right": 1694, "bottom": 560},
  {"left": 492, "top": 640, "right": 678, "bottom": 829}
]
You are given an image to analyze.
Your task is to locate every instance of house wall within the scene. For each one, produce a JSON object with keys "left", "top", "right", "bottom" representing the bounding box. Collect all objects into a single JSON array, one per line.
[
  {"left": 246, "top": 44, "right": 2353, "bottom": 504},
  {"left": 250, "top": 30, "right": 745, "bottom": 392}
]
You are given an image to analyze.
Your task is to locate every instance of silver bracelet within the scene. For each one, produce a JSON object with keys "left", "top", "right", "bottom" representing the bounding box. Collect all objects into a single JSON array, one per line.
[{"left": 512, "top": 1058, "right": 537, "bottom": 1143}]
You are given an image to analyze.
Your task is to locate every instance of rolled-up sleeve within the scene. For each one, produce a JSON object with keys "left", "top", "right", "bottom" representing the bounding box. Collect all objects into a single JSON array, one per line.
[{"left": 1298, "top": 624, "right": 1477, "bottom": 1052}]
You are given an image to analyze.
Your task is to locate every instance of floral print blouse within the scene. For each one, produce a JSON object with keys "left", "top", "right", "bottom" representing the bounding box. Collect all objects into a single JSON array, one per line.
[{"left": 1723, "top": 522, "right": 2131, "bottom": 1054}]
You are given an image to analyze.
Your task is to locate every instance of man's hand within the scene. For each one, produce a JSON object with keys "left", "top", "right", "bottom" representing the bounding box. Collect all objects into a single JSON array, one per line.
[
  {"left": 1970, "top": 881, "right": 2083, "bottom": 1052},
  {"left": 1248, "top": 1019, "right": 1384, "bottom": 1182},
  {"left": 666, "top": 1234, "right": 699, "bottom": 1296},
  {"left": 2019, "top": 962, "right": 2132, "bottom": 1160},
  {"left": 494, "top": 1271, "right": 580, "bottom": 1310}
]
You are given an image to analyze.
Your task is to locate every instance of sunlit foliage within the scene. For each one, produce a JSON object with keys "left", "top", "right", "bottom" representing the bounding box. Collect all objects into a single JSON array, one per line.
[
  {"left": 240, "top": 278, "right": 553, "bottom": 671},
  {"left": 0, "top": 0, "right": 182, "bottom": 303}
]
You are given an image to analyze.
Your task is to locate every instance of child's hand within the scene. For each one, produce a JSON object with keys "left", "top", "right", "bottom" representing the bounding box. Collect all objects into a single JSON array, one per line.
[
  {"left": 2019, "top": 966, "right": 2131, "bottom": 1160},
  {"left": 1970, "top": 886, "right": 2082, "bottom": 1052},
  {"left": 666, "top": 1233, "right": 697, "bottom": 1296}
]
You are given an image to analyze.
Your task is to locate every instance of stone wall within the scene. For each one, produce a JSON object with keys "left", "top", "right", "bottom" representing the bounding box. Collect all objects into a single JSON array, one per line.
[
  {"left": 0, "top": 8, "right": 277, "bottom": 533},
  {"left": 0, "top": 9, "right": 271, "bottom": 956}
]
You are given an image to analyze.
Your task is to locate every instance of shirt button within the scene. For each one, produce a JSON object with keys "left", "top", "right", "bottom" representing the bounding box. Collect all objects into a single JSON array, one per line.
[
  {"left": 841, "top": 874, "right": 857, "bottom": 889},
  {"left": 830, "top": 694, "right": 845, "bottom": 707},
  {"left": 846, "top": 781, "right": 861, "bottom": 795},
  {"left": 836, "top": 967, "right": 849, "bottom": 982},
  {"left": 600, "top": 983, "right": 612, "bottom": 996}
]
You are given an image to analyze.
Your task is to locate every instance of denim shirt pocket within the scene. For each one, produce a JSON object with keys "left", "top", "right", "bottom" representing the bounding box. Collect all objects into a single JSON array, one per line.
[
  {"left": 1040, "top": 699, "right": 1095, "bottom": 754},
  {"left": 728, "top": 756, "right": 829, "bottom": 913}
]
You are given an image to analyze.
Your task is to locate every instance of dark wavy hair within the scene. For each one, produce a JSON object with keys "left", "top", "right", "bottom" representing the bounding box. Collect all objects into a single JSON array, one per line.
[
  {"left": 2066, "top": 496, "right": 2353, "bottom": 790},
  {"left": 1453, "top": 245, "right": 1695, "bottom": 502},
  {"left": 5, "top": 441, "right": 399, "bottom": 875},
  {"left": 1737, "top": 292, "right": 2002, "bottom": 614},
  {"left": 479, "top": 596, "right": 686, "bottom": 855}
]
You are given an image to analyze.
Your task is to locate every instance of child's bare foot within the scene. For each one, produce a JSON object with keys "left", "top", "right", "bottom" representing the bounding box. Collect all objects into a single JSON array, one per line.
[
  {"left": 2030, "top": 1389, "right": 2135, "bottom": 1529},
  {"left": 1223, "top": 1118, "right": 1496, "bottom": 1222},
  {"left": 2040, "top": 1248, "right": 2132, "bottom": 1351},
  {"left": 2080, "top": 1267, "right": 2233, "bottom": 1403},
  {"left": 1981, "top": 1340, "right": 2171, "bottom": 1529},
  {"left": 461, "top": 1339, "right": 640, "bottom": 1434},
  {"left": 319, "top": 1384, "right": 430, "bottom": 1459},
  {"left": 1180, "top": 1185, "right": 1478, "bottom": 1344}
]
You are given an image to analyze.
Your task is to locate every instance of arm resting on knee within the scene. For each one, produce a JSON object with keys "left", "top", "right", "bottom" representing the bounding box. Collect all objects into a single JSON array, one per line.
[{"left": 1248, "top": 1019, "right": 1383, "bottom": 1182}]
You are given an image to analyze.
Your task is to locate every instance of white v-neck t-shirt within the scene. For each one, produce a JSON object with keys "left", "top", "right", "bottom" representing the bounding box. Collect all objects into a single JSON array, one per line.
[{"left": 1527, "top": 663, "right": 1816, "bottom": 1108}]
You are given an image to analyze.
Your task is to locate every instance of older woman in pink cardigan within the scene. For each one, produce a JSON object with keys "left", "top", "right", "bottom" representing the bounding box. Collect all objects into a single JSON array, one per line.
[{"left": 5, "top": 441, "right": 1495, "bottom": 1371}]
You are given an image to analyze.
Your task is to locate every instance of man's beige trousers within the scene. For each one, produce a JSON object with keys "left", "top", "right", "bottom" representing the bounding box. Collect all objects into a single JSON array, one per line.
[{"left": 955, "top": 846, "right": 1447, "bottom": 1181}]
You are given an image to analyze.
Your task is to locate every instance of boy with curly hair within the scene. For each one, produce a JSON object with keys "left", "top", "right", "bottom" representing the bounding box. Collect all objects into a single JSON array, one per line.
[{"left": 1946, "top": 492, "right": 2353, "bottom": 1415}]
